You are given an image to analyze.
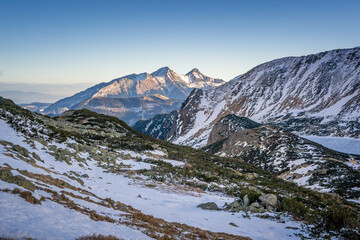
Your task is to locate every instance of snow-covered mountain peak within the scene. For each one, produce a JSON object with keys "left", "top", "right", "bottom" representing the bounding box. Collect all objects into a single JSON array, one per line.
[
  {"left": 151, "top": 66, "right": 172, "bottom": 77},
  {"left": 44, "top": 66, "right": 225, "bottom": 117},
  {"left": 186, "top": 68, "right": 201, "bottom": 75},
  {"left": 181, "top": 68, "right": 225, "bottom": 89}
]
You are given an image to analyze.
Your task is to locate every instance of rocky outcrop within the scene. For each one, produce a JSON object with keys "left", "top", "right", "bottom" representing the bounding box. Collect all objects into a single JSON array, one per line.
[
  {"left": 133, "top": 111, "right": 178, "bottom": 140},
  {"left": 203, "top": 124, "right": 360, "bottom": 198},
  {"left": 207, "top": 114, "right": 261, "bottom": 145},
  {"left": 197, "top": 202, "right": 219, "bottom": 210}
]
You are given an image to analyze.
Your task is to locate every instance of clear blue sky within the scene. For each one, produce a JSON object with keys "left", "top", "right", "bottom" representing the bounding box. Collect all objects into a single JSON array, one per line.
[{"left": 1, "top": 0, "right": 359, "bottom": 84}]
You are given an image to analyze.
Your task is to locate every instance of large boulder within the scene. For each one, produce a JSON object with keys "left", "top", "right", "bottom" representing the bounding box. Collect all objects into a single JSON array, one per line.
[
  {"left": 197, "top": 202, "right": 219, "bottom": 210},
  {"left": 259, "top": 194, "right": 277, "bottom": 208}
]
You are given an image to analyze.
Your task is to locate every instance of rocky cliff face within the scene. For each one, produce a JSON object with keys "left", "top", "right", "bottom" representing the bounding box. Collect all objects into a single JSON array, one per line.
[
  {"left": 133, "top": 110, "right": 178, "bottom": 140},
  {"left": 166, "top": 47, "right": 360, "bottom": 148}
]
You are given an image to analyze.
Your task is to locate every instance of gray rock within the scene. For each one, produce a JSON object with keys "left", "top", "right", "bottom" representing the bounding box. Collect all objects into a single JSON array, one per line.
[
  {"left": 229, "top": 200, "right": 242, "bottom": 212},
  {"left": 243, "top": 194, "right": 249, "bottom": 206},
  {"left": 229, "top": 222, "right": 238, "bottom": 227},
  {"left": 259, "top": 194, "right": 277, "bottom": 208},
  {"left": 250, "top": 202, "right": 260, "bottom": 208},
  {"left": 258, "top": 207, "right": 265, "bottom": 213},
  {"left": 197, "top": 202, "right": 219, "bottom": 210}
]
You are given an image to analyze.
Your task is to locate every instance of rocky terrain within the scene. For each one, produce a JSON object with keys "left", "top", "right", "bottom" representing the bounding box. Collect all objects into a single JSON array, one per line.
[
  {"left": 133, "top": 110, "right": 178, "bottom": 140},
  {"left": 203, "top": 115, "right": 360, "bottom": 199},
  {"left": 43, "top": 67, "right": 225, "bottom": 124},
  {"left": 1, "top": 96, "right": 359, "bottom": 239}
]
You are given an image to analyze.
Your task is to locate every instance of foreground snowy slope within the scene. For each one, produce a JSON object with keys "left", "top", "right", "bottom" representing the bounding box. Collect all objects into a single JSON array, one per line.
[{"left": 0, "top": 97, "right": 359, "bottom": 239}]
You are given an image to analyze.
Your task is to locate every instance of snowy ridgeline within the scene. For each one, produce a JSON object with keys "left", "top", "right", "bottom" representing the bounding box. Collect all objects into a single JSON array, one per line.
[
  {"left": 165, "top": 47, "right": 360, "bottom": 148},
  {"left": 0, "top": 118, "right": 304, "bottom": 240}
]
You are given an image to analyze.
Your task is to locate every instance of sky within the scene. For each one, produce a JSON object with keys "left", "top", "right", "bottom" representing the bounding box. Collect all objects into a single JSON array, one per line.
[{"left": 0, "top": 0, "right": 360, "bottom": 87}]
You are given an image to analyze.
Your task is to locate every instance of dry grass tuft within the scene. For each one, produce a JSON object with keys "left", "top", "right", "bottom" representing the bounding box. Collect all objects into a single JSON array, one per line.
[{"left": 75, "top": 234, "right": 124, "bottom": 240}]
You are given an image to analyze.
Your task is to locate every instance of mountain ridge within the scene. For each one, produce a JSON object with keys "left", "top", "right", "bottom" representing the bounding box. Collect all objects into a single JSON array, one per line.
[{"left": 159, "top": 47, "right": 360, "bottom": 148}]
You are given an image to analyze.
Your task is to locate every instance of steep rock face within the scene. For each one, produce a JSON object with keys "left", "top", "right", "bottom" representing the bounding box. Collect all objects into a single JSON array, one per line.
[
  {"left": 44, "top": 67, "right": 225, "bottom": 117},
  {"left": 204, "top": 125, "right": 360, "bottom": 198},
  {"left": 167, "top": 47, "right": 360, "bottom": 148},
  {"left": 168, "top": 89, "right": 209, "bottom": 147},
  {"left": 207, "top": 114, "right": 261, "bottom": 146},
  {"left": 133, "top": 111, "right": 178, "bottom": 140},
  {"left": 72, "top": 95, "right": 182, "bottom": 125}
]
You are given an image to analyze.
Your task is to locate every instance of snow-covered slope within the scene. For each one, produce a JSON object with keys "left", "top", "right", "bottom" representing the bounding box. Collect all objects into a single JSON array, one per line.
[
  {"left": 2, "top": 97, "right": 359, "bottom": 239},
  {"left": 167, "top": 47, "right": 360, "bottom": 148},
  {"left": 44, "top": 67, "right": 225, "bottom": 117}
]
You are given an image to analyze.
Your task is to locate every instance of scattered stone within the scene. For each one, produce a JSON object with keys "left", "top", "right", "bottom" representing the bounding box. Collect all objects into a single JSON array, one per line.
[
  {"left": 243, "top": 194, "right": 249, "bottom": 206},
  {"left": 229, "top": 222, "right": 238, "bottom": 227},
  {"left": 250, "top": 202, "right": 260, "bottom": 208},
  {"left": 197, "top": 202, "right": 219, "bottom": 210},
  {"left": 229, "top": 200, "right": 242, "bottom": 212},
  {"left": 257, "top": 207, "right": 265, "bottom": 213},
  {"left": 249, "top": 202, "right": 265, "bottom": 213},
  {"left": 286, "top": 226, "right": 299, "bottom": 230},
  {"left": 259, "top": 194, "right": 277, "bottom": 208}
]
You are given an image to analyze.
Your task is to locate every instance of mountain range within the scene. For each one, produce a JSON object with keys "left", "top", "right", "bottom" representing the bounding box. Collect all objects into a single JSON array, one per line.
[
  {"left": 136, "top": 47, "right": 360, "bottom": 148},
  {"left": 43, "top": 67, "right": 225, "bottom": 124},
  {"left": 134, "top": 47, "right": 360, "bottom": 196}
]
